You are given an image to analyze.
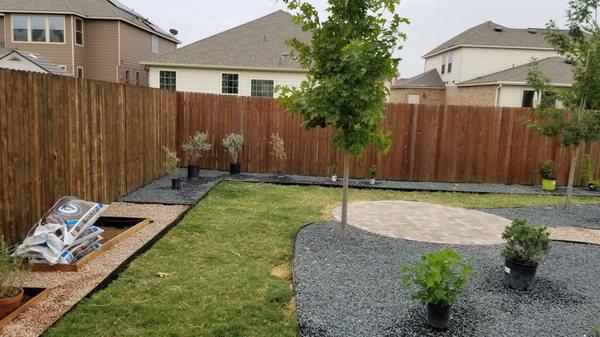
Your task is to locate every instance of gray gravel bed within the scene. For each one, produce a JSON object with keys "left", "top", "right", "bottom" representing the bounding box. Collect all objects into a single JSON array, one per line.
[
  {"left": 480, "top": 204, "right": 600, "bottom": 229},
  {"left": 228, "top": 172, "right": 600, "bottom": 196},
  {"left": 119, "top": 169, "right": 227, "bottom": 205},
  {"left": 293, "top": 222, "right": 600, "bottom": 337}
]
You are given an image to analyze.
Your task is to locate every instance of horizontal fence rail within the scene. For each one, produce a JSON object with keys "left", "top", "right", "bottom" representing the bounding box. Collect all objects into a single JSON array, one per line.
[
  {"left": 177, "top": 92, "right": 600, "bottom": 187},
  {"left": 0, "top": 69, "right": 177, "bottom": 244}
]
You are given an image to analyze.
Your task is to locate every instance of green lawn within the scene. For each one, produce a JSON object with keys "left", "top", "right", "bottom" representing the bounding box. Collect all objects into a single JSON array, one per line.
[
  {"left": 45, "top": 181, "right": 600, "bottom": 337},
  {"left": 594, "top": 323, "right": 600, "bottom": 337}
]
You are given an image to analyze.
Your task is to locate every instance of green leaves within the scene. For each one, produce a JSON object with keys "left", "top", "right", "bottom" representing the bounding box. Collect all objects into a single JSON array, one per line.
[
  {"left": 501, "top": 219, "right": 551, "bottom": 266},
  {"left": 278, "top": 0, "right": 407, "bottom": 157},
  {"left": 402, "top": 248, "right": 474, "bottom": 307}
]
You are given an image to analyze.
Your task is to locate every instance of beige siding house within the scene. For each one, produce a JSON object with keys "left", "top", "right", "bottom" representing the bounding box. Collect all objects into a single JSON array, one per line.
[
  {"left": 0, "top": 0, "right": 180, "bottom": 84},
  {"left": 144, "top": 11, "right": 310, "bottom": 97},
  {"left": 391, "top": 21, "right": 574, "bottom": 107}
]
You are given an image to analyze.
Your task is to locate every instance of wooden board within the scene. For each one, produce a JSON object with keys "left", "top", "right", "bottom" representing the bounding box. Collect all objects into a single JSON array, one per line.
[
  {"left": 0, "top": 288, "right": 51, "bottom": 328},
  {"left": 25, "top": 217, "right": 151, "bottom": 273}
]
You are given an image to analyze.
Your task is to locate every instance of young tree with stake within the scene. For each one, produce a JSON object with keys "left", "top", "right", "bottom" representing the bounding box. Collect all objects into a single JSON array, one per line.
[
  {"left": 278, "top": 0, "right": 408, "bottom": 237},
  {"left": 526, "top": 0, "right": 600, "bottom": 210}
]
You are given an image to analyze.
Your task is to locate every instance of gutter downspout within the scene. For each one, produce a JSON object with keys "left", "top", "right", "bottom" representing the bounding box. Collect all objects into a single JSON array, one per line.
[{"left": 495, "top": 84, "right": 503, "bottom": 107}]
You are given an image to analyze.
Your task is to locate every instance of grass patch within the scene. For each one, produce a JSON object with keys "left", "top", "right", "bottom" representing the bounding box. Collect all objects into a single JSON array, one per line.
[
  {"left": 594, "top": 322, "right": 600, "bottom": 337},
  {"left": 45, "top": 182, "right": 600, "bottom": 337}
]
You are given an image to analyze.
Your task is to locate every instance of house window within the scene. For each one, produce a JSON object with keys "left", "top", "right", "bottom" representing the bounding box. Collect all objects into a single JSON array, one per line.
[
  {"left": 12, "top": 15, "right": 65, "bottom": 43},
  {"left": 441, "top": 54, "right": 446, "bottom": 74},
  {"left": 12, "top": 15, "right": 28, "bottom": 42},
  {"left": 222, "top": 73, "right": 239, "bottom": 94},
  {"left": 49, "top": 16, "right": 65, "bottom": 43},
  {"left": 75, "top": 18, "right": 84, "bottom": 45},
  {"left": 77, "top": 66, "right": 84, "bottom": 79},
  {"left": 522, "top": 90, "right": 535, "bottom": 108},
  {"left": 447, "top": 52, "right": 453, "bottom": 73},
  {"left": 151, "top": 35, "right": 159, "bottom": 54},
  {"left": 159, "top": 70, "right": 176, "bottom": 90},
  {"left": 251, "top": 79, "right": 274, "bottom": 98}
]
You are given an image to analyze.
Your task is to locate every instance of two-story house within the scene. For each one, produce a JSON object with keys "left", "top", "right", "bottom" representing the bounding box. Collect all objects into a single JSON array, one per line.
[
  {"left": 390, "top": 21, "right": 574, "bottom": 107},
  {"left": 0, "top": 0, "right": 180, "bottom": 85}
]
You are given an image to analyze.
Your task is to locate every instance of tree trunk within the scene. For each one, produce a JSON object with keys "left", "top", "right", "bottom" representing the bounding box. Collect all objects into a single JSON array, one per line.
[
  {"left": 566, "top": 145, "right": 580, "bottom": 211},
  {"left": 341, "top": 151, "right": 350, "bottom": 238}
]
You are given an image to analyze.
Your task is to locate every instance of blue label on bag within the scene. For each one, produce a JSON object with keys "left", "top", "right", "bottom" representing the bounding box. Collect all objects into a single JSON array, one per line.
[{"left": 56, "top": 203, "right": 81, "bottom": 215}]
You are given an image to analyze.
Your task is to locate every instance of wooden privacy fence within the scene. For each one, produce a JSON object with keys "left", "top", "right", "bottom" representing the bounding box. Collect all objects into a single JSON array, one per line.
[
  {"left": 177, "top": 92, "right": 600, "bottom": 186},
  {"left": 0, "top": 69, "right": 177, "bottom": 244}
]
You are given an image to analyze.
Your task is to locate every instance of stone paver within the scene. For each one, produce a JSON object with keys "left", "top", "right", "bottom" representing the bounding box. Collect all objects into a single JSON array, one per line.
[{"left": 332, "top": 200, "right": 511, "bottom": 245}]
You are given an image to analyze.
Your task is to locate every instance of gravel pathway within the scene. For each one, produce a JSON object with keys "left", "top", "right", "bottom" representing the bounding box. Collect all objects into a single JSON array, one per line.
[
  {"left": 293, "top": 222, "right": 600, "bottom": 337},
  {"left": 120, "top": 169, "right": 226, "bottom": 205},
  {"left": 229, "top": 172, "right": 600, "bottom": 196},
  {"left": 480, "top": 204, "right": 600, "bottom": 229}
]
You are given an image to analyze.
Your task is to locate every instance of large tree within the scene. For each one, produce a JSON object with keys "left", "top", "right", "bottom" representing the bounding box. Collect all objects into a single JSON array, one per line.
[
  {"left": 526, "top": 0, "right": 600, "bottom": 210},
  {"left": 278, "top": 0, "right": 408, "bottom": 237}
]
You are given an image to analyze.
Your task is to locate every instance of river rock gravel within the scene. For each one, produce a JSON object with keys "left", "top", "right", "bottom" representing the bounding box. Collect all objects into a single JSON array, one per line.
[
  {"left": 293, "top": 222, "right": 600, "bottom": 337},
  {"left": 480, "top": 204, "right": 600, "bottom": 229}
]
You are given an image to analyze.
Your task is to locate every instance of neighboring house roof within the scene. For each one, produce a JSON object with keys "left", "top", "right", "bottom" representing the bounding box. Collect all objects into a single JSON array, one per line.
[
  {"left": 142, "top": 10, "right": 312, "bottom": 71},
  {"left": 457, "top": 57, "right": 574, "bottom": 87},
  {"left": 424, "top": 21, "right": 559, "bottom": 58},
  {"left": 0, "top": 48, "right": 72, "bottom": 76},
  {"left": 0, "top": 0, "right": 180, "bottom": 43},
  {"left": 391, "top": 69, "right": 445, "bottom": 89}
]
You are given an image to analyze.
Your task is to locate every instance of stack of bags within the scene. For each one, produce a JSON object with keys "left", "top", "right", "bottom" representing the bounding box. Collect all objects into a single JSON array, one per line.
[{"left": 15, "top": 196, "right": 108, "bottom": 265}]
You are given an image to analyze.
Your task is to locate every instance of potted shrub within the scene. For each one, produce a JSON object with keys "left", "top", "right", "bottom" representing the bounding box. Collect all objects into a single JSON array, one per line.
[
  {"left": 590, "top": 179, "right": 600, "bottom": 191},
  {"left": 536, "top": 160, "right": 557, "bottom": 191},
  {"left": 368, "top": 165, "right": 377, "bottom": 185},
  {"left": 222, "top": 133, "right": 244, "bottom": 175},
  {"left": 403, "top": 248, "right": 474, "bottom": 330},
  {"left": 329, "top": 165, "right": 338, "bottom": 182},
  {"left": 502, "top": 219, "right": 551, "bottom": 291},
  {"left": 163, "top": 147, "right": 181, "bottom": 190},
  {"left": 270, "top": 133, "right": 288, "bottom": 178},
  {"left": 182, "top": 131, "right": 212, "bottom": 179},
  {"left": 0, "top": 237, "right": 24, "bottom": 320}
]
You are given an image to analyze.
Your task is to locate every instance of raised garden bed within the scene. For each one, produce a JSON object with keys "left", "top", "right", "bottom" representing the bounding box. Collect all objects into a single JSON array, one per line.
[
  {"left": 0, "top": 288, "right": 51, "bottom": 328},
  {"left": 25, "top": 217, "right": 151, "bottom": 272}
]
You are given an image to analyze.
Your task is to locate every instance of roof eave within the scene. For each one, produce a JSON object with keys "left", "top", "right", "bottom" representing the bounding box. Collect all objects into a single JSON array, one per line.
[
  {"left": 141, "top": 62, "right": 309, "bottom": 73},
  {"left": 0, "top": 9, "right": 180, "bottom": 44},
  {"left": 423, "top": 45, "right": 555, "bottom": 59},
  {"left": 457, "top": 81, "right": 572, "bottom": 87},
  {"left": 391, "top": 86, "right": 445, "bottom": 90}
]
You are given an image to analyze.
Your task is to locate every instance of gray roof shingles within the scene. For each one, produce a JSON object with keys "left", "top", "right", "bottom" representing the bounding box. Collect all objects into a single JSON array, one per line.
[
  {"left": 143, "top": 10, "right": 312, "bottom": 70},
  {"left": 391, "top": 69, "right": 445, "bottom": 89},
  {"left": 424, "top": 21, "right": 556, "bottom": 57},
  {"left": 0, "top": 0, "right": 179, "bottom": 42},
  {"left": 0, "top": 47, "right": 73, "bottom": 76},
  {"left": 457, "top": 56, "right": 575, "bottom": 86}
]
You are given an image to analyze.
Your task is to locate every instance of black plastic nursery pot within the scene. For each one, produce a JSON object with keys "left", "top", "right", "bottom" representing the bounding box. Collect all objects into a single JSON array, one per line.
[
  {"left": 229, "top": 163, "right": 241, "bottom": 175},
  {"left": 427, "top": 303, "right": 451, "bottom": 330},
  {"left": 171, "top": 178, "right": 182, "bottom": 190},
  {"left": 504, "top": 260, "right": 538, "bottom": 290},
  {"left": 187, "top": 165, "right": 200, "bottom": 179}
]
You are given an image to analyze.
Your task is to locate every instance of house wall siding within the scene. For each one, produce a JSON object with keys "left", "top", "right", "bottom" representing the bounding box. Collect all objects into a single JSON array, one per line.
[
  {"left": 446, "top": 85, "right": 497, "bottom": 106},
  {"left": 389, "top": 88, "right": 446, "bottom": 105},
  {"left": 424, "top": 48, "right": 463, "bottom": 85},
  {"left": 3, "top": 13, "right": 74, "bottom": 72},
  {"left": 148, "top": 66, "right": 307, "bottom": 97},
  {"left": 0, "top": 16, "right": 5, "bottom": 45},
  {"left": 498, "top": 85, "right": 543, "bottom": 107},
  {"left": 83, "top": 19, "right": 119, "bottom": 82}
]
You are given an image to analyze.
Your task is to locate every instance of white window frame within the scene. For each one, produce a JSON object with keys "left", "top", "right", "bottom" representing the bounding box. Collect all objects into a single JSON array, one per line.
[
  {"left": 75, "top": 17, "right": 84, "bottom": 46},
  {"left": 221, "top": 73, "right": 240, "bottom": 95},
  {"left": 250, "top": 78, "right": 275, "bottom": 98},
  {"left": 11, "top": 14, "right": 66, "bottom": 44},
  {"left": 151, "top": 35, "right": 159, "bottom": 54},
  {"left": 447, "top": 52, "right": 454, "bottom": 74},
  {"left": 77, "top": 66, "right": 84, "bottom": 79},
  {"left": 441, "top": 54, "right": 447, "bottom": 74}
]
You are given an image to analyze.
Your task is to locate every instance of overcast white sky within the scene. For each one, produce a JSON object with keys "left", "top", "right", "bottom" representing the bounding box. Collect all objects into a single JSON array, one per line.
[{"left": 125, "top": 0, "right": 569, "bottom": 77}]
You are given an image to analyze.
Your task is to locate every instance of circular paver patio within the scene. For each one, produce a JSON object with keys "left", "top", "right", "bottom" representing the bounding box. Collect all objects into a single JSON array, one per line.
[{"left": 331, "top": 201, "right": 511, "bottom": 245}]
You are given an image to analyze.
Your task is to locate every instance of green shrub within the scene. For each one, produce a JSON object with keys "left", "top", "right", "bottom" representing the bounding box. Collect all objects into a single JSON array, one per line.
[
  {"left": 182, "top": 131, "right": 212, "bottom": 161},
  {"left": 0, "top": 237, "right": 23, "bottom": 299},
  {"left": 536, "top": 160, "right": 556, "bottom": 180},
  {"left": 402, "top": 248, "right": 474, "bottom": 308},
  {"left": 368, "top": 166, "right": 377, "bottom": 179},
  {"left": 591, "top": 179, "right": 600, "bottom": 191},
  {"left": 580, "top": 154, "right": 593, "bottom": 185},
  {"left": 593, "top": 322, "right": 600, "bottom": 337},
  {"left": 501, "top": 219, "right": 551, "bottom": 266},
  {"left": 162, "top": 147, "right": 180, "bottom": 173},
  {"left": 222, "top": 133, "right": 244, "bottom": 164}
]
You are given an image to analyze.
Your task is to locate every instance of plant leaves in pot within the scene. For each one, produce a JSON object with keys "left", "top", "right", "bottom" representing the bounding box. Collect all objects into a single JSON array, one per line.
[
  {"left": 222, "top": 133, "right": 244, "bottom": 175},
  {"left": 536, "top": 160, "right": 557, "bottom": 191},
  {"left": 403, "top": 248, "right": 474, "bottom": 330},
  {"left": 163, "top": 147, "right": 182, "bottom": 190},
  {"left": 182, "top": 131, "right": 212, "bottom": 179},
  {"left": 0, "top": 237, "right": 25, "bottom": 320},
  {"left": 501, "top": 219, "right": 551, "bottom": 291}
]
